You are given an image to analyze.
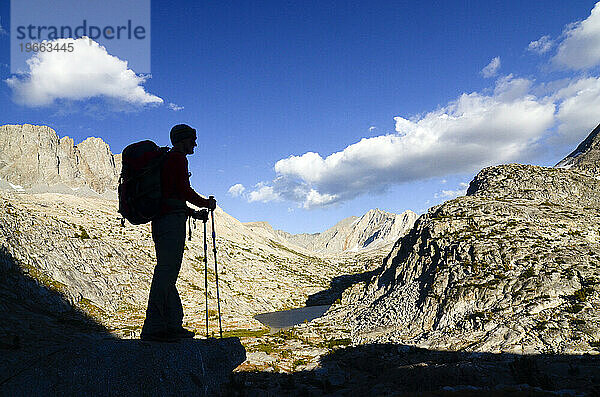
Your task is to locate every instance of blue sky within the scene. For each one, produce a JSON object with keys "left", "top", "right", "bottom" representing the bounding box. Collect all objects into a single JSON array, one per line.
[{"left": 1, "top": 1, "right": 600, "bottom": 233}]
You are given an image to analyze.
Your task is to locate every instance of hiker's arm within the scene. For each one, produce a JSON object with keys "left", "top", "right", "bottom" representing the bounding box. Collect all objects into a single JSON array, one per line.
[
  {"left": 184, "top": 186, "right": 211, "bottom": 208},
  {"left": 172, "top": 155, "right": 211, "bottom": 208}
]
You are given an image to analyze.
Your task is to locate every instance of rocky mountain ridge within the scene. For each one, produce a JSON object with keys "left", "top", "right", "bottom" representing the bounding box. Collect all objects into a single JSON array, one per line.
[
  {"left": 268, "top": 208, "right": 417, "bottom": 253},
  {"left": 332, "top": 163, "right": 600, "bottom": 354},
  {"left": 555, "top": 123, "right": 600, "bottom": 176},
  {"left": 0, "top": 124, "right": 120, "bottom": 194}
]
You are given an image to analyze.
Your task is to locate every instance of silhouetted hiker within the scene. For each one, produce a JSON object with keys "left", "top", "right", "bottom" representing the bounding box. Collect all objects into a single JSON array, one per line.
[{"left": 140, "top": 124, "right": 216, "bottom": 342}]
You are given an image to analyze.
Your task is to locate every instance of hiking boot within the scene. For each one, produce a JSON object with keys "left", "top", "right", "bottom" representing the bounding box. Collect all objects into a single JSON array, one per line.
[
  {"left": 140, "top": 330, "right": 180, "bottom": 343},
  {"left": 168, "top": 326, "right": 195, "bottom": 339}
]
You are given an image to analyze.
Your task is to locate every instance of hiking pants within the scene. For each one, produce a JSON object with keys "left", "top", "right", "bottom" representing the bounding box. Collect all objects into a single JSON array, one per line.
[{"left": 142, "top": 212, "right": 187, "bottom": 335}]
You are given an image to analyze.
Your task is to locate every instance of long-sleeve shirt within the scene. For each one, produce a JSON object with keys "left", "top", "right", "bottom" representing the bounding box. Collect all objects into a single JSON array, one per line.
[{"left": 160, "top": 150, "right": 209, "bottom": 215}]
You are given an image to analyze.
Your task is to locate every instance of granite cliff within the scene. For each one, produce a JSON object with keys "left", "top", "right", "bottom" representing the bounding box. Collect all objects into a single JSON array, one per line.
[
  {"left": 0, "top": 124, "right": 120, "bottom": 195},
  {"left": 338, "top": 158, "right": 600, "bottom": 355}
]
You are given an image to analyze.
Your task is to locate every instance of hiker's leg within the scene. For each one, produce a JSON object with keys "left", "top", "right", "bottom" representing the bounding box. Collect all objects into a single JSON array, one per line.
[
  {"left": 142, "top": 213, "right": 186, "bottom": 335},
  {"left": 166, "top": 217, "right": 185, "bottom": 328}
]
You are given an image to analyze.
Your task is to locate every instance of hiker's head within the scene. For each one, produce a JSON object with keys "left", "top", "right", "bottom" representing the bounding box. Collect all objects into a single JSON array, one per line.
[{"left": 170, "top": 124, "right": 197, "bottom": 154}]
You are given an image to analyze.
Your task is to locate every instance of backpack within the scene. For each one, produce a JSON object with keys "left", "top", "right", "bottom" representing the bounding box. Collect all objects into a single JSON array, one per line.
[{"left": 118, "top": 140, "right": 170, "bottom": 225}]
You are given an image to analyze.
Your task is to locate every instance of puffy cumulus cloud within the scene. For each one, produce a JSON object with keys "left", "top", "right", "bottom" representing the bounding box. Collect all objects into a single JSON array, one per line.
[
  {"left": 554, "top": 76, "right": 600, "bottom": 142},
  {"left": 248, "top": 184, "right": 280, "bottom": 203},
  {"left": 552, "top": 2, "right": 600, "bottom": 70},
  {"left": 6, "top": 37, "right": 163, "bottom": 107},
  {"left": 303, "top": 189, "right": 337, "bottom": 209},
  {"left": 247, "top": 76, "right": 556, "bottom": 209},
  {"left": 528, "top": 35, "right": 554, "bottom": 54},
  {"left": 227, "top": 183, "right": 246, "bottom": 197},
  {"left": 481, "top": 57, "right": 501, "bottom": 78}
]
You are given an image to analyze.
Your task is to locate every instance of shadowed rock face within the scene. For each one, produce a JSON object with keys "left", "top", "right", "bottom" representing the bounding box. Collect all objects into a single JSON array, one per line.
[
  {"left": 2, "top": 338, "right": 246, "bottom": 396},
  {"left": 343, "top": 164, "right": 600, "bottom": 355},
  {"left": 0, "top": 124, "right": 120, "bottom": 194},
  {"left": 0, "top": 245, "right": 246, "bottom": 396}
]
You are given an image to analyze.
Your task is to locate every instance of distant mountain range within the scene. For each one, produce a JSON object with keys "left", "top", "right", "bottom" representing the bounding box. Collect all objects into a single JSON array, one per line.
[{"left": 245, "top": 208, "right": 417, "bottom": 253}]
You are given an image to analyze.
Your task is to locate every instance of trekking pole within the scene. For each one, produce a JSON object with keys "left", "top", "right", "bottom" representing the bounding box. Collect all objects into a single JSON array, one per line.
[
  {"left": 209, "top": 196, "right": 223, "bottom": 338},
  {"left": 202, "top": 213, "right": 209, "bottom": 339}
]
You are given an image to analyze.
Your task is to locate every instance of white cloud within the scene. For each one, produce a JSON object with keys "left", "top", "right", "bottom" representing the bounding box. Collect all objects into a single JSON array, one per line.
[
  {"left": 6, "top": 37, "right": 163, "bottom": 107},
  {"left": 554, "top": 76, "right": 600, "bottom": 142},
  {"left": 246, "top": 76, "right": 555, "bottom": 209},
  {"left": 369, "top": 126, "right": 377, "bottom": 132},
  {"left": 240, "top": 70, "right": 600, "bottom": 209},
  {"left": 228, "top": 183, "right": 246, "bottom": 197},
  {"left": 303, "top": 189, "right": 337, "bottom": 209},
  {"left": 528, "top": 35, "right": 554, "bottom": 54},
  {"left": 481, "top": 57, "right": 501, "bottom": 78},
  {"left": 552, "top": 2, "right": 600, "bottom": 70},
  {"left": 434, "top": 182, "right": 469, "bottom": 199},
  {"left": 168, "top": 102, "right": 184, "bottom": 111},
  {"left": 248, "top": 184, "right": 280, "bottom": 203}
]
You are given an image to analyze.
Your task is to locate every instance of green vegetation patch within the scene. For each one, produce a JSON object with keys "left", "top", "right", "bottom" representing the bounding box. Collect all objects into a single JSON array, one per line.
[
  {"left": 521, "top": 267, "right": 536, "bottom": 279},
  {"left": 292, "top": 358, "right": 307, "bottom": 369},
  {"left": 21, "top": 263, "right": 67, "bottom": 294},
  {"left": 569, "top": 319, "right": 585, "bottom": 326},
  {"left": 573, "top": 287, "right": 594, "bottom": 302},
  {"left": 79, "top": 297, "right": 106, "bottom": 319},
  {"left": 565, "top": 303, "right": 584, "bottom": 314},
  {"left": 222, "top": 328, "right": 270, "bottom": 338},
  {"left": 251, "top": 342, "right": 277, "bottom": 355},
  {"left": 74, "top": 225, "right": 91, "bottom": 239},
  {"left": 276, "top": 328, "right": 299, "bottom": 340},
  {"left": 318, "top": 338, "right": 351, "bottom": 349}
]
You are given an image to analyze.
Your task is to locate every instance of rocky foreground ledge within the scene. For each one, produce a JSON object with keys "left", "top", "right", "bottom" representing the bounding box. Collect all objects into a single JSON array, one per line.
[
  {"left": 0, "top": 242, "right": 246, "bottom": 396},
  {"left": 1, "top": 337, "right": 246, "bottom": 396}
]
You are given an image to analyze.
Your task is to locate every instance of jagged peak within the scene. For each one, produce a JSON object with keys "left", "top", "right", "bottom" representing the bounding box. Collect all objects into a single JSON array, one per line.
[
  {"left": 556, "top": 123, "right": 600, "bottom": 168},
  {"left": 0, "top": 124, "right": 120, "bottom": 194},
  {"left": 1, "top": 124, "right": 114, "bottom": 150},
  {"left": 243, "top": 221, "right": 275, "bottom": 232}
]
